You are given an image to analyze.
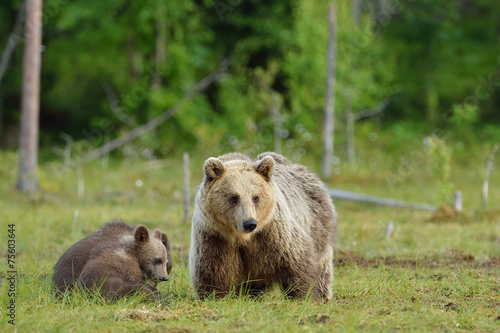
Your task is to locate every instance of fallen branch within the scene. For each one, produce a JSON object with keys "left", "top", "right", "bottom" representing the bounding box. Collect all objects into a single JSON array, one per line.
[
  {"left": 0, "top": 1, "right": 26, "bottom": 86},
  {"left": 482, "top": 143, "right": 499, "bottom": 209},
  {"left": 101, "top": 79, "right": 138, "bottom": 128},
  {"left": 328, "top": 188, "right": 437, "bottom": 211},
  {"left": 353, "top": 98, "right": 391, "bottom": 121},
  {"left": 78, "top": 58, "right": 231, "bottom": 164}
]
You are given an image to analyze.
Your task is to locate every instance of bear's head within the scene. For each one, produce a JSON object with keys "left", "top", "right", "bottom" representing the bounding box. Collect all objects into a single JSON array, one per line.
[
  {"left": 201, "top": 155, "right": 276, "bottom": 238},
  {"left": 133, "top": 225, "right": 172, "bottom": 283}
]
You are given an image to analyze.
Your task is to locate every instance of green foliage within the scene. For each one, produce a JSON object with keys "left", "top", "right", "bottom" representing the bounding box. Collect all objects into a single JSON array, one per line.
[
  {"left": 449, "top": 103, "right": 479, "bottom": 130},
  {"left": 3, "top": 0, "right": 499, "bottom": 156}
]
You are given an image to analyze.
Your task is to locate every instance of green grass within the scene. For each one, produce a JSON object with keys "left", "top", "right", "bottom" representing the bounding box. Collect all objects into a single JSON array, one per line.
[{"left": 0, "top": 149, "right": 499, "bottom": 332}]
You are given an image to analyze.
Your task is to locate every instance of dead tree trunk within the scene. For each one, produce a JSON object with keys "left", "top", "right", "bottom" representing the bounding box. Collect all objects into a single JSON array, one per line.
[
  {"left": 346, "top": 97, "right": 355, "bottom": 169},
  {"left": 328, "top": 188, "right": 437, "bottom": 212},
  {"left": 154, "top": 0, "right": 167, "bottom": 87},
  {"left": 270, "top": 92, "right": 282, "bottom": 154},
  {"left": 183, "top": 152, "right": 191, "bottom": 223},
  {"left": 453, "top": 190, "right": 462, "bottom": 213},
  {"left": 352, "top": 0, "right": 362, "bottom": 26},
  {"left": 17, "top": 0, "right": 42, "bottom": 192},
  {"left": 322, "top": 4, "right": 337, "bottom": 179},
  {"left": 482, "top": 143, "right": 499, "bottom": 209}
]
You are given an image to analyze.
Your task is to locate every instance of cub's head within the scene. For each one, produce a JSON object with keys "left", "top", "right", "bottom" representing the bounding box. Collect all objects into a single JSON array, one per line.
[
  {"left": 200, "top": 154, "right": 276, "bottom": 238},
  {"left": 133, "top": 226, "right": 172, "bottom": 283}
]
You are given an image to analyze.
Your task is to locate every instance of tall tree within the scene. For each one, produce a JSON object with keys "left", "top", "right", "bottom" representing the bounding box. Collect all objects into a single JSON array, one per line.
[
  {"left": 17, "top": 0, "right": 42, "bottom": 192},
  {"left": 322, "top": 4, "right": 337, "bottom": 179},
  {"left": 352, "top": 0, "right": 361, "bottom": 26}
]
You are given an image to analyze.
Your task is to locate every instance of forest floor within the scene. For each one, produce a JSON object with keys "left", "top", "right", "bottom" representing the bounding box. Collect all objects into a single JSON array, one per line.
[{"left": 0, "top": 150, "right": 499, "bottom": 332}]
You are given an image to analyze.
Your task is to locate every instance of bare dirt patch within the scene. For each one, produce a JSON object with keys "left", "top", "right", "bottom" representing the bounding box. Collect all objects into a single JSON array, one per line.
[{"left": 335, "top": 249, "right": 500, "bottom": 270}]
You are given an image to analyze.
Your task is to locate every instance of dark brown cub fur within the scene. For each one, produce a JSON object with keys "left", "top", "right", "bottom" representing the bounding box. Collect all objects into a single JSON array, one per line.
[{"left": 53, "top": 221, "right": 172, "bottom": 302}]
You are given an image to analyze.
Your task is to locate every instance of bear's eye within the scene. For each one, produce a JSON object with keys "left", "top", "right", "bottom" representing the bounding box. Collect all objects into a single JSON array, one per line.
[
  {"left": 253, "top": 196, "right": 260, "bottom": 204},
  {"left": 229, "top": 195, "right": 239, "bottom": 204},
  {"left": 154, "top": 258, "right": 163, "bottom": 264}
]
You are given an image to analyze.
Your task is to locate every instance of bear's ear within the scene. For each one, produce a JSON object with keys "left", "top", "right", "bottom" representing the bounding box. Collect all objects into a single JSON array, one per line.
[
  {"left": 204, "top": 157, "right": 225, "bottom": 182},
  {"left": 134, "top": 225, "right": 150, "bottom": 243},
  {"left": 151, "top": 229, "right": 162, "bottom": 239},
  {"left": 253, "top": 156, "right": 274, "bottom": 181},
  {"left": 162, "top": 233, "right": 170, "bottom": 251},
  {"left": 152, "top": 229, "right": 170, "bottom": 250}
]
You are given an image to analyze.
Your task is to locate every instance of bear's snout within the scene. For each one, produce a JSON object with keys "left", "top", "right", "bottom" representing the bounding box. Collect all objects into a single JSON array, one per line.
[
  {"left": 243, "top": 219, "right": 257, "bottom": 232},
  {"left": 159, "top": 276, "right": 169, "bottom": 282}
]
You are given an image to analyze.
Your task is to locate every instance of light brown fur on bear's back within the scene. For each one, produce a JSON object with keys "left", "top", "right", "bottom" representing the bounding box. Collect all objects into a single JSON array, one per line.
[{"left": 190, "top": 152, "right": 336, "bottom": 301}]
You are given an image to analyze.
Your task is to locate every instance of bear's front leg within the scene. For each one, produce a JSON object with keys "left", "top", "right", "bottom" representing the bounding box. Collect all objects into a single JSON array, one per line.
[
  {"left": 191, "top": 231, "right": 244, "bottom": 300},
  {"left": 99, "top": 277, "right": 164, "bottom": 302},
  {"left": 279, "top": 264, "right": 324, "bottom": 301}
]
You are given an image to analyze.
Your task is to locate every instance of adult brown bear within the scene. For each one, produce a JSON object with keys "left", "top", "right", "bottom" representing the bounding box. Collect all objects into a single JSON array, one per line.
[{"left": 189, "top": 152, "right": 336, "bottom": 301}]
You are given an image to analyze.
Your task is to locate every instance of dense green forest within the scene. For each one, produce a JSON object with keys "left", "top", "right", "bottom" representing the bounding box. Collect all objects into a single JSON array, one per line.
[{"left": 1, "top": 0, "right": 500, "bottom": 159}]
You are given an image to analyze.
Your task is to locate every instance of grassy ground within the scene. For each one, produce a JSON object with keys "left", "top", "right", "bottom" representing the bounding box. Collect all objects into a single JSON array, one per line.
[{"left": 0, "top": 148, "right": 499, "bottom": 332}]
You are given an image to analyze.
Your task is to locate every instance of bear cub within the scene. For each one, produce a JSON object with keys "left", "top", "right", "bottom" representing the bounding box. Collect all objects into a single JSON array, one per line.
[
  {"left": 53, "top": 221, "right": 172, "bottom": 302},
  {"left": 190, "top": 152, "right": 337, "bottom": 301}
]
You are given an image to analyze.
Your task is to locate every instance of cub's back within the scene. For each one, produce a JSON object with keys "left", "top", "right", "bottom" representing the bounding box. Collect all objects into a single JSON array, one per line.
[{"left": 53, "top": 221, "right": 134, "bottom": 293}]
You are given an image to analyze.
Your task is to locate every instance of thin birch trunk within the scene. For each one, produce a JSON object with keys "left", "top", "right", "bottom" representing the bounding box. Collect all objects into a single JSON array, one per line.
[
  {"left": 346, "top": 98, "right": 355, "bottom": 169},
  {"left": 270, "top": 92, "right": 282, "bottom": 154},
  {"left": 482, "top": 143, "right": 499, "bottom": 209},
  {"left": 17, "top": 0, "right": 42, "bottom": 192},
  {"left": 183, "top": 152, "right": 190, "bottom": 223},
  {"left": 322, "top": 4, "right": 337, "bottom": 179},
  {"left": 352, "top": 0, "right": 361, "bottom": 26}
]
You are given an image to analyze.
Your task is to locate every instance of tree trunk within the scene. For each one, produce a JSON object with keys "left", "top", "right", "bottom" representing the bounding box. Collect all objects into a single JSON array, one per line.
[
  {"left": 155, "top": 0, "right": 167, "bottom": 78},
  {"left": 328, "top": 188, "right": 437, "bottom": 212},
  {"left": 183, "top": 152, "right": 190, "bottom": 223},
  {"left": 346, "top": 98, "right": 355, "bottom": 169},
  {"left": 270, "top": 92, "right": 282, "bottom": 154},
  {"left": 352, "top": 0, "right": 362, "bottom": 26},
  {"left": 322, "top": 4, "right": 337, "bottom": 179},
  {"left": 17, "top": 0, "right": 42, "bottom": 192},
  {"left": 426, "top": 83, "right": 439, "bottom": 126},
  {"left": 482, "top": 143, "right": 499, "bottom": 209}
]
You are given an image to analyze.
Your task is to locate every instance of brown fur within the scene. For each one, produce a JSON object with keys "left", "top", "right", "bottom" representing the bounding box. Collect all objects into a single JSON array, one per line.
[
  {"left": 189, "top": 152, "right": 337, "bottom": 301},
  {"left": 53, "top": 221, "right": 173, "bottom": 302}
]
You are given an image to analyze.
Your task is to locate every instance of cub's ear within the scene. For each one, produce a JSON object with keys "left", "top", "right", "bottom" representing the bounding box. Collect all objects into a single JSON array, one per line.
[
  {"left": 151, "top": 229, "right": 170, "bottom": 249},
  {"left": 134, "top": 225, "right": 150, "bottom": 243},
  {"left": 162, "top": 233, "right": 170, "bottom": 251},
  {"left": 253, "top": 156, "right": 274, "bottom": 181},
  {"left": 151, "top": 229, "right": 162, "bottom": 239},
  {"left": 203, "top": 157, "right": 225, "bottom": 181}
]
